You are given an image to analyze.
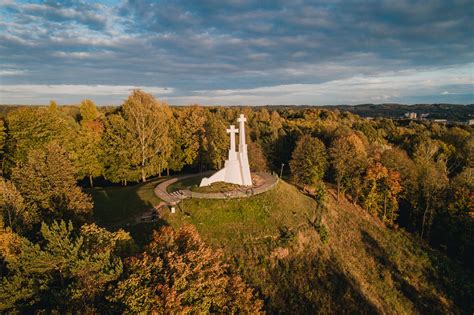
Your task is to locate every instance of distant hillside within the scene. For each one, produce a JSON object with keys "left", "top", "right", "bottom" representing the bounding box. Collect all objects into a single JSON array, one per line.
[
  {"left": 262, "top": 103, "right": 474, "bottom": 122},
  {"left": 161, "top": 181, "right": 473, "bottom": 314},
  {"left": 320, "top": 103, "right": 474, "bottom": 121}
]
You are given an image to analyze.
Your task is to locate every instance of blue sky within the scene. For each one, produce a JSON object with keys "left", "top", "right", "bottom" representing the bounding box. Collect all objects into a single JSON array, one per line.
[{"left": 0, "top": 0, "right": 473, "bottom": 105}]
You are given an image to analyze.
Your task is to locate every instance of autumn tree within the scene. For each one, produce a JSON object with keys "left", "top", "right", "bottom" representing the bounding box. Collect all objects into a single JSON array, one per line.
[
  {"left": 6, "top": 106, "right": 77, "bottom": 164},
  {"left": 413, "top": 140, "right": 449, "bottom": 240},
  {"left": 0, "top": 119, "right": 5, "bottom": 174},
  {"left": 166, "top": 113, "right": 185, "bottom": 174},
  {"left": 253, "top": 109, "right": 285, "bottom": 168},
  {"left": 72, "top": 99, "right": 104, "bottom": 187},
  {"left": 11, "top": 142, "right": 92, "bottom": 223},
  {"left": 79, "top": 99, "right": 101, "bottom": 122},
  {"left": 200, "top": 113, "right": 229, "bottom": 170},
  {"left": 0, "top": 220, "right": 131, "bottom": 313},
  {"left": 168, "top": 106, "right": 206, "bottom": 173},
  {"left": 122, "top": 90, "right": 171, "bottom": 182},
  {"left": 363, "top": 162, "right": 402, "bottom": 224},
  {"left": 289, "top": 135, "right": 328, "bottom": 188},
  {"left": 417, "top": 161, "right": 449, "bottom": 241},
  {"left": 248, "top": 140, "right": 268, "bottom": 172},
  {"left": 439, "top": 127, "right": 471, "bottom": 174},
  {"left": 353, "top": 120, "right": 387, "bottom": 145},
  {"left": 381, "top": 148, "right": 417, "bottom": 198},
  {"left": 432, "top": 167, "right": 474, "bottom": 264},
  {"left": 101, "top": 114, "right": 139, "bottom": 185},
  {"left": 112, "top": 225, "right": 263, "bottom": 313},
  {"left": 49, "top": 100, "right": 58, "bottom": 112},
  {"left": 329, "top": 133, "right": 368, "bottom": 202},
  {"left": 253, "top": 109, "right": 282, "bottom": 144},
  {"left": 0, "top": 177, "right": 33, "bottom": 233}
]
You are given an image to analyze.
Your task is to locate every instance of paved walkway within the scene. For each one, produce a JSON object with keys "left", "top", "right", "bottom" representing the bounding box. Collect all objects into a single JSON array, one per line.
[
  {"left": 154, "top": 172, "right": 212, "bottom": 204},
  {"left": 154, "top": 172, "right": 278, "bottom": 205}
]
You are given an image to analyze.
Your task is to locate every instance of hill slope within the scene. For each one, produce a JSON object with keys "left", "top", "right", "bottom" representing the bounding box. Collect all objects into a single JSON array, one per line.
[{"left": 162, "top": 180, "right": 473, "bottom": 314}]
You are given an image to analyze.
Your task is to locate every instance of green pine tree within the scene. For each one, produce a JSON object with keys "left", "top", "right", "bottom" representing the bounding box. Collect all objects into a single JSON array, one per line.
[{"left": 0, "top": 220, "right": 131, "bottom": 313}]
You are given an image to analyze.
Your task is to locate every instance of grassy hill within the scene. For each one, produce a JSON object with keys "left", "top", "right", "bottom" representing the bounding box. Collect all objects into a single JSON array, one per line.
[
  {"left": 161, "top": 181, "right": 473, "bottom": 314},
  {"left": 89, "top": 179, "right": 473, "bottom": 313}
]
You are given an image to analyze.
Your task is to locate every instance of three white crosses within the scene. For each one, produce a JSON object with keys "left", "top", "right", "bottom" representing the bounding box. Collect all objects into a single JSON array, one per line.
[{"left": 200, "top": 114, "right": 252, "bottom": 187}]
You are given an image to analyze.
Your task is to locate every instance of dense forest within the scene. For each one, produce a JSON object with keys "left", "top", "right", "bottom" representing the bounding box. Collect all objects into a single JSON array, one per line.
[
  {"left": 0, "top": 90, "right": 472, "bottom": 313},
  {"left": 3, "top": 103, "right": 473, "bottom": 122}
]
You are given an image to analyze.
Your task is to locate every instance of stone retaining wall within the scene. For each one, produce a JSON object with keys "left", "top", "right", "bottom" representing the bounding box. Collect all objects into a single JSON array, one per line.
[{"left": 189, "top": 174, "right": 279, "bottom": 199}]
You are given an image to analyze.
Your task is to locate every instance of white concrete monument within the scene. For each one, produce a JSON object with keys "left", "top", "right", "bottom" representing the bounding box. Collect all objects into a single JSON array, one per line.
[{"left": 200, "top": 114, "right": 253, "bottom": 187}]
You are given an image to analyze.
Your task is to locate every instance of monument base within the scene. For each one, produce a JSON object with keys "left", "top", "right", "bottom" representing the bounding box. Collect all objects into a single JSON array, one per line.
[{"left": 200, "top": 159, "right": 248, "bottom": 187}]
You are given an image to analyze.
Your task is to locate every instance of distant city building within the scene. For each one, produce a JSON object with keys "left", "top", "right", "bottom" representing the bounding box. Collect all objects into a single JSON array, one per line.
[
  {"left": 420, "top": 113, "right": 429, "bottom": 119},
  {"left": 405, "top": 112, "right": 417, "bottom": 119},
  {"left": 433, "top": 119, "right": 448, "bottom": 124},
  {"left": 468, "top": 119, "right": 474, "bottom": 126}
]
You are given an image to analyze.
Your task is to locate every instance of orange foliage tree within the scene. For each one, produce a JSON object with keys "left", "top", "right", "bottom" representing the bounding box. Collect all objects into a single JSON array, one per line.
[
  {"left": 111, "top": 225, "right": 263, "bottom": 313},
  {"left": 329, "top": 132, "right": 368, "bottom": 203},
  {"left": 363, "top": 162, "right": 402, "bottom": 225}
]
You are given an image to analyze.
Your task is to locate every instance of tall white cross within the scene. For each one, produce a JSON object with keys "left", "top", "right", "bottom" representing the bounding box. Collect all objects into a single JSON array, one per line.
[
  {"left": 237, "top": 114, "right": 247, "bottom": 146},
  {"left": 226, "top": 125, "right": 238, "bottom": 152}
]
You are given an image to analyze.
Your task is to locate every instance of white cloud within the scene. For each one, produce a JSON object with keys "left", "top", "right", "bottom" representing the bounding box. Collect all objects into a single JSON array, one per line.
[
  {"left": 0, "top": 85, "right": 173, "bottom": 104},
  {"left": 0, "top": 69, "right": 28, "bottom": 76},
  {"left": 53, "top": 51, "right": 93, "bottom": 59},
  {"left": 168, "top": 64, "right": 473, "bottom": 105}
]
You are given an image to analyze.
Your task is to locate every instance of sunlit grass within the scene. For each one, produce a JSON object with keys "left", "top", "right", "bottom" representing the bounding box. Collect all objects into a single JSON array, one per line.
[
  {"left": 163, "top": 180, "right": 315, "bottom": 250},
  {"left": 166, "top": 175, "right": 203, "bottom": 192}
]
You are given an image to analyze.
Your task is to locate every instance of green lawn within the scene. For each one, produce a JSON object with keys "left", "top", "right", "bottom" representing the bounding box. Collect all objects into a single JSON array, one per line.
[
  {"left": 163, "top": 180, "right": 316, "bottom": 250},
  {"left": 166, "top": 175, "right": 203, "bottom": 192},
  {"left": 167, "top": 175, "right": 241, "bottom": 193},
  {"left": 190, "top": 181, "right": 241, "bottom": 193},
  {"left": 86, "top": 177, "right": 165, "bottom": 227}
]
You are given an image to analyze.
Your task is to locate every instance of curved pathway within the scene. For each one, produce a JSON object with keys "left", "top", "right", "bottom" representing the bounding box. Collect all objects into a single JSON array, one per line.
[
  {"left": 154, "top": 172, "right": 209, "bottom": 204},
  {"left": 154, "top": 172, "right": 278, "bottom": 205}
]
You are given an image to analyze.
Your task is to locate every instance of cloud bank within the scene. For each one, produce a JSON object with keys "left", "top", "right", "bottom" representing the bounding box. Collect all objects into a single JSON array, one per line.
[{"left": 0, "top": 0, "right": 472, "bottom": 105}]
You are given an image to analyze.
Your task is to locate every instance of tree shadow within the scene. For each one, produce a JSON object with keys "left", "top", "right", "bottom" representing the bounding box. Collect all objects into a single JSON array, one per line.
[
  {"left": 254, "top": 251, "right": 380, "bottom": 314},
  {"left": 268, "top": 132, "right": 298, "bottom": 172},
  {"left": 360, "top": 230, "right": 450, "bottom": 314},
  {"left": 422, "top": 240, "right": 474, "bottom": 314},
  {"left": 124, "top": 219, "right": 169, "bottom": 247},
  {"left": 88, "top": 181, "right": 158, "bottom": 226}
]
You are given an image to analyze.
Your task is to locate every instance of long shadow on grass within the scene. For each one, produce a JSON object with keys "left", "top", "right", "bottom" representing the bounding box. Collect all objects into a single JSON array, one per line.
[
  {"left": 89, "top": 181, "right": 161, "bottom": 228},
  {"left": 234, "top": 240, "right": 379, "bottom": 314},
  {"left": 361, "top": 231, "right": 451, "bottom": 314},
  {"left": 422, "top": 240, "right": 474, "bottom": 314},
  {"left": 265, "top": 254, "right": 380, "bottom": 314}
]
